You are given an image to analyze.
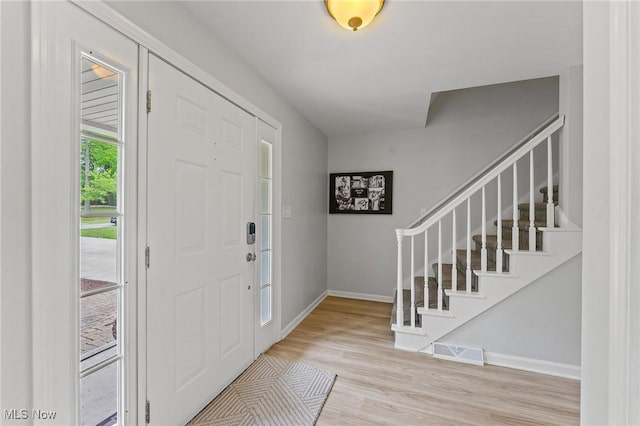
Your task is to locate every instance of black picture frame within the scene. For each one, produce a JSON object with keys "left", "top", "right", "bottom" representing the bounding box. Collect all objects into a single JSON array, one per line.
[{"left": 329, "top": 171, "right": 393, "bottom": 214}]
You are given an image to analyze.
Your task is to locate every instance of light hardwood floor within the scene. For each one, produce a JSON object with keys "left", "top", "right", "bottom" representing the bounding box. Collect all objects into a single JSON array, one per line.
[{"left": 266, "top": 296, "right": 580, "bottom": 425}]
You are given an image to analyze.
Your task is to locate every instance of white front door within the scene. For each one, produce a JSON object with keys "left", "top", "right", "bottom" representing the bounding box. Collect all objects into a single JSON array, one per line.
[{"left": 146, "top": 55, "right": 256, "bottom": 425}]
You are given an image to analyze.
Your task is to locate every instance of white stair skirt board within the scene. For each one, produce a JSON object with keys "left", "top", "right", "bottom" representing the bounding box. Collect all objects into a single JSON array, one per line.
[
  {"left": 393, "top": 229, "right": 582, "bottom": 352},
  {"left": 281, "top": 291, "right": 327, "bottom": 340},
  {"left": 327, "top": 290, "right": 394, "bottom": 304},
  {"left": 433, "top": 342, "right": 484, "bottom": 366}
]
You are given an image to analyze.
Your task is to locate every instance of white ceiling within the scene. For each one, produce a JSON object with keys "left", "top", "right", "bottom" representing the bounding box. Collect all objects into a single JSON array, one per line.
[{"left": 182, "top": 1, "right": 582, "bottom": 138}]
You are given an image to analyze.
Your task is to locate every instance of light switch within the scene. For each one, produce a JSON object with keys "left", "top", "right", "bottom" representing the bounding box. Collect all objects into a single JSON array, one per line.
[{"left": 283, "top": 205, "right": 292, "bottom": 219}]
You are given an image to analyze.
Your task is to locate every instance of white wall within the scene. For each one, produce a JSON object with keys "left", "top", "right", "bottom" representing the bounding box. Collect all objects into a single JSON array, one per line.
[
  {"left": 1, "top": 1, "right": 33, "bottom": 422},
  {"left": 441, "top": 254, "right": 582, "bottom": 366},
  {"left": 328, "top": 77, "right": 559, "bottom": 298},
  {"left": 105, "top": 1, "right": 328, "bottom": 328},
  {"left": 581, "top": 2, "right": 610, "bottom": 424}
]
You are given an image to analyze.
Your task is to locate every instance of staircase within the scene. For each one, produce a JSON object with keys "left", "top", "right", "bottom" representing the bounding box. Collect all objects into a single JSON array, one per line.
[{"left": 390, "top": 114, "right": 582, "bottom": 352}]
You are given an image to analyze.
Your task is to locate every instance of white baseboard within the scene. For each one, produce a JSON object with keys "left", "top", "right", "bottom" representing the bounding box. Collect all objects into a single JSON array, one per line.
[
  {"left": 280, "top": 290, "right": 328, "bottom": 339},
  {"left": 484, "top": 351, "right": 580, "bottom": 380},
  {"left": 327, "top": 290, "right": 393, "bottom": 303}
]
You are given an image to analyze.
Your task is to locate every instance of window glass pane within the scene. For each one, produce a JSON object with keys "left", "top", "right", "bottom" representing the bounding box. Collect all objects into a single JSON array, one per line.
[
  {"left": 260, "top": 286, "right": 271, "bottom": 325},
  {"left": 260, "top": 141, "right": 271, "bottom": 178},
  {"left": 261, "top": 179, "right": 271, "bottom": 214},
  {"left": 81, "top": 57, "right": 120, "bottom": 140},
  {"left": 80, "top": 289, "right": 118, "bottom": 358},
  {"left": 261, "top": 251, "right": 271, "bottom": 287},
  {"left": 261, "top": 215, "right": 271, "bottom": 251},
  {"left": 80, "top": 360, "right": 119, "bottom": 426},
  {"left": 80, "top": 139, "right": 119, "bottom": 214},
  {"left": 80, "top": 220, "right": 120, "bottom": 292}
]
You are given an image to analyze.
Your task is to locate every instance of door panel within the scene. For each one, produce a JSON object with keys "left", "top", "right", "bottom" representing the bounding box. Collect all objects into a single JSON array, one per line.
[{"left": 147, "top": 55, "right": 256, "bottom": 425}]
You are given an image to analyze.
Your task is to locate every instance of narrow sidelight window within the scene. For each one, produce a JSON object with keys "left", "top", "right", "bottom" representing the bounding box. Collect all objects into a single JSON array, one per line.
[
  {"left": 78, "top": 54, "right": 124, "bottom": 426},
  {"left": 259, "top": 140, "right": 273, "bottom": 325}
]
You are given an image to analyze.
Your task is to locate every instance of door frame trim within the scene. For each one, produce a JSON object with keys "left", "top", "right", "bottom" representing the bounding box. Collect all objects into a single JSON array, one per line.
[
  {"left": 608, "top": 1, "right": 640, "bottom": 423},
  {"left": 136, "top": 45, "right": 150, "bottom": 426}
]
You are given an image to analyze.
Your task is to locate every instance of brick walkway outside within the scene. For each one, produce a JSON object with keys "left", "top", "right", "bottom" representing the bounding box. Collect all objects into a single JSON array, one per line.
[{"left": 81, "top": 279, "right": 117, "bottom": 355}]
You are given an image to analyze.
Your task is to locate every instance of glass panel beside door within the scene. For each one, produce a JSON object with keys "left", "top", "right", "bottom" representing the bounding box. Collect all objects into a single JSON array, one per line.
[
  {"left": 78, "top": 54, "right": 124, "bottom": 426},
  {"left": 259, "top": 140, "right": 273, "bottom": 326}
]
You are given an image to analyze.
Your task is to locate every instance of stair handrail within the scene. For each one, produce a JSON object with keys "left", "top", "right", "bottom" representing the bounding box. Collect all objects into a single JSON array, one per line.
[
  {"left": 400, "top": 113, "right": 564, "bottom": 238},
  {"left": 405, "top": 113, "right": 561, "bottom": 231}
]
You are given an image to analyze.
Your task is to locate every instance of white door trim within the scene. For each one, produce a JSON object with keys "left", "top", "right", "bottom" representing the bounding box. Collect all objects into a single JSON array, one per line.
[
  {"left": 0, "top": 1, "right": 3, "bottom": 412},
  {"left": 608, "top": 1, "right": 640, "bottom": 424},
  {"left": 31, "top": 4, "right": 75, "bottom": 419},
  {"left": 135, "top": 45, "right": 150, "bottom": 426}
]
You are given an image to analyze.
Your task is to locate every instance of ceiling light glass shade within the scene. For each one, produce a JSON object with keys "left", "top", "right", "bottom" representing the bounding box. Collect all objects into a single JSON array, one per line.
[{"left": 324, "top": 0, "right": 385, "bottom": 32}]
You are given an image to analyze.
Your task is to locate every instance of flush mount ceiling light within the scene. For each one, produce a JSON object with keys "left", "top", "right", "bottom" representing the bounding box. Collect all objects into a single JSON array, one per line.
[{"left": 324, "top": 0, "right": 385, "bottom": 32}]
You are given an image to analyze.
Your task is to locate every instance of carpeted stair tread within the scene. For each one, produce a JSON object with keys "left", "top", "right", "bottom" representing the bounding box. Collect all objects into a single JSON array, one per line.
[
  {"left": 432, "top": 263, "right": 466, "bottom": 290},
  {"left": 391, "top": 275, "right": 448, "bottom": 326},
  {"left": 455, "top": 249, "right": 496, "bottom": 271},
  {"left": 427, "top": 277, "right": 448, "bottom": 309},
  {"left": 517, "top": 202, "right": 555, "bottom": 222},
  {"left": 416, "top": 276, "right": 443, "bottom": 309},
  {"left": 439, "top": 263, "right": 480, "bottom": 292}
]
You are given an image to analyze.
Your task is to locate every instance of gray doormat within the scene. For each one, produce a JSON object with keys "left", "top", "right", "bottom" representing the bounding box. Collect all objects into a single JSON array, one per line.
[{"left": 187, "top": 355, "right": 336, "bottom": 426}]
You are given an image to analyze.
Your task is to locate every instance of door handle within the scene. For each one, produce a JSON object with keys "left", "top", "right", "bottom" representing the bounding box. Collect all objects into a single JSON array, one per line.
[{"left": 246, "top": 253, "right": 257, "bottom": 262}]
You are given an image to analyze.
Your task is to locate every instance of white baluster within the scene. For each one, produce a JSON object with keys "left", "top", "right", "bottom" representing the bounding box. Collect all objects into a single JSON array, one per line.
[
  {"left": 546, "top": 136, "right": 555, "bottom": 228},
  {"left": 451, "top": 209, "right": 457, "bottom": 291},
  {"left": 396, "top": 230, "right": 403, "bottom": 326},
  {"left": 410, "top": 236, "right": 415, "bottom": 328},
  {"left": 529, "top": 150, "right": 536, "bottom": 251},
  {"left": 512, "top": 162, "right": 519, "bottom": 251},
  {"left": 424, "top": 229, "right": 429, "bottom": 311},
  {"left": 496, "top": 174, "right": 503, "bottom": 273},
  {"left": 481, "top": 186, "right": 487, "bottom": 272},
  {"left": 466, "top": 198, "right": 472, "bottom": 292},
  {"left": 437, "top": 220, "right": 443, "bottom": 311}
]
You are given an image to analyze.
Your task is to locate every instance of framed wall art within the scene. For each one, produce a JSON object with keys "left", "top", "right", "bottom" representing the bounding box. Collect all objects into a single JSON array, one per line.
[{"left": 329, "top": 170, "right": 393, "bottom": 214}]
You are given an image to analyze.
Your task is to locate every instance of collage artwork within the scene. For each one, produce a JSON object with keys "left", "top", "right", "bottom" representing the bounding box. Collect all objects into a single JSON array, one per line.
[{"left": 330, "top": 171, "right": 392, "bottom": 214}]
